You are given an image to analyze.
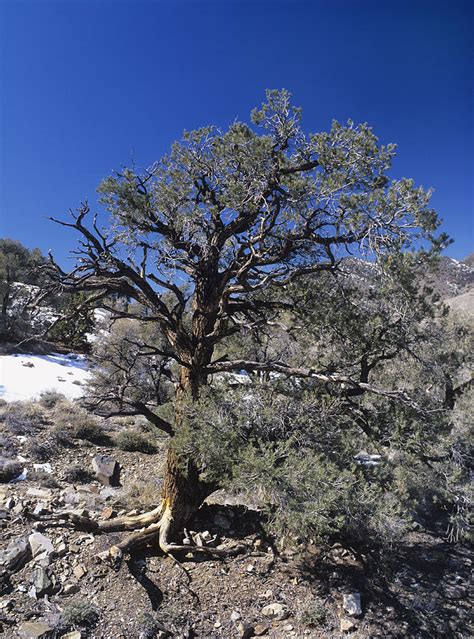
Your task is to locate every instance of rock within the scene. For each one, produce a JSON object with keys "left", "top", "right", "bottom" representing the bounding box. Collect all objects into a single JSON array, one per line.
[
  {"left": 340, "top": 617, "right": 356, "bottom": 632},
  {"left": 0, "top": 597, "right": 13, "bottom": 611},
  {"left": 342, "top": 592, "right": 362, "bottom": 617},
  {"left": 73, "top": 563, "right": 87, "bottom": 579},
  {"left": 29, "top": 532, "right": 54, "bottom": 561},
  {"left": 193, "top": 530, "right": 217, "bottom": 546},
  {"left": 61, "top": 632, "right": 82, "bottom": 638},
  {"left": 254, "top": 624, "right": 270, "bottom": 636},
  {"left": 0, "top": 457, "right": 23, "bottom": 483},
  {"left": 62, "top": 583, "right": 79, "bottom": 595},
  {"left": 33, "top": 463, "right": 53, "bottom": 474},
  {"left": 261, "top": 602, "right": 288, "bottom": 620},
  {"left": 22, "top": 361, "right": 35, "bottom": 368},
  {"left": 443, "top": 584, "right": 467, "bottom": 599},
  {"left": 230, "top": 610, "right": 241, "bottom": 622},
  {"left": 101, "top": 505, "right": 115, "bottom": 520},
  {"left": 26, "top": 487, "right": 52, "bottom": 499},
  {"left": 33, "top": 502, "right": 49, "bottom": 516},
  {"left": 237, "top": 622, "right": 254, "bottom": 639},
  {"left": 31, "top": 565, "right": 54, "bottom": 597},
  {"left": 0, "top": 537, "right": 31, "bottom": 571},
  {"left": 92, "top": 454, "right": 120, "bottom": 486},
  {"left": 18, "top": 621, "right": 54, "bottom": 639}
]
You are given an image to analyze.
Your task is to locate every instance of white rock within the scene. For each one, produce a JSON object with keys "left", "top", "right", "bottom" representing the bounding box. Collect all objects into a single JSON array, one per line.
[
  {"left": 342, "top": 592, "right": 362, "bottom": 616},
  {"left": 261, "top": 602, "right": 287, "bottom": 620},
  {"left": 28, "top": 532, "right": 54, "bottom": 559}
]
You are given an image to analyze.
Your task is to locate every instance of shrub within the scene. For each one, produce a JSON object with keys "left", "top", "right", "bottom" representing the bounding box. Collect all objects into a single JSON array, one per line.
[
  {"left": 73, "top": 420, "right": 110, "bottom": 445},
  {"left": 137, "top": 612, "right": 168, "bottom": 639},
  {"left": 63, "top": 465, "right": 95, "bottom": 484},
  {"left": 29, "top": 469, "right": 60, "bottom": 489},
  {"left": 1, "top": 401, "right": 45, "bottom": 435},
  {"left": 299, "top": 601, "right": 327, "bottom": 627},
  {"left": 39, "top": 391, "right": 65, "bottom": 409},
  {"left": 51, "top": 401, "right": 110, "bottom": 445},
  {"left": 0, "top": 434, "right": 17, "bottom": 458},
  {"left": 114, "top": 429, "right": 157, "bottom": 453},
  {"left": 126, "top": 480, "right": 162, "bottom": 511},
  {"left": 62, "top": 601, "right": 100, "bottom": 629},
  {"left": 51, "top": 425, "right": 75, "bottom": 448},
  {"left": 27, "top": 440, "right": 58, "bottom": 462}
]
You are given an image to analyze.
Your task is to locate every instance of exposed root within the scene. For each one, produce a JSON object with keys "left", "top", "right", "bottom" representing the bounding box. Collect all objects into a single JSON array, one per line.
[
  {"left": 97, "top": 502, "right": 165, "bottom": 532},
  {"left": 96, "top": 503, "right": 246, "bottom": 569}
]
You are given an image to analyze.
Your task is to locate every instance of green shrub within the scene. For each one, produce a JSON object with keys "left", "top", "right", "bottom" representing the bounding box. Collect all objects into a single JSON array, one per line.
[
  {"left": 299, "top": 601, "right": 327, "bottom": 627},
  {"left": 73, "top": 420, "right": 110, "bottom": 445},
  {"left": 114, "top": 429, "right": 157, "bottom": 453},
  {"left": 62, "top": 600, "right": 100, "bottom": 629},
  {"left": 137, "top": 612, "right": 168, "bottom": 638}
]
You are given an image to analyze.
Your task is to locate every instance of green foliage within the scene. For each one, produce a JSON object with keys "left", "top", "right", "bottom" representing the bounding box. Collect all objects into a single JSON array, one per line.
[
  {"left": 114, "top": 428, "right": 158, "bottom": 453},
  {"left": 52, "top": 90, "right": 469, "bottom": 551},
  {"left": 0, "top": 238, "right": 50, "bottom": 341},
  {"left": 61, "top": 600, "right": 100, "bottom": 629},
  {"left": 48, "top": 292, "right": 95, "bottom": 351},
  {"left": 299, "top": 601, "right": 327, "bottom": 627}
]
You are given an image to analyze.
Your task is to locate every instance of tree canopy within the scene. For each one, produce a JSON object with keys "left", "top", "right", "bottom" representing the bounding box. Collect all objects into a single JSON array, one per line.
[{"left": 44, "top": 90, "right": 467, "bottom": 564}]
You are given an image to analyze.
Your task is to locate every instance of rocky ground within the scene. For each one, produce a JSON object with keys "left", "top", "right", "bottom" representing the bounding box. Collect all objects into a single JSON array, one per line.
[{"left": 0, "top": 397, "right": 472, "bottom": 639}]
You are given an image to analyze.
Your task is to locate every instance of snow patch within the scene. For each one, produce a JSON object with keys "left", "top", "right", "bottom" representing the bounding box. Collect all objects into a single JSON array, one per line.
[{"left": 0, "top": 352, "right": 91, "bottom": 402}]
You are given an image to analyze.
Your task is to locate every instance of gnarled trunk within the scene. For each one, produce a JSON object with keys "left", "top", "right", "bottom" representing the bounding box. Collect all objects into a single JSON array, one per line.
[{"left": 158, "top": 364, "right": 215, "bottom": 541}]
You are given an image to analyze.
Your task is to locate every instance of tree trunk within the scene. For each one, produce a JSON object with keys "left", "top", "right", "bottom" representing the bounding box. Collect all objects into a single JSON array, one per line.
[
  {"left": 158, "top": 364, "right": 216, "bottom": 541},
  {"left": 0, "top": 266, "right": 11, "bottom": 340}
]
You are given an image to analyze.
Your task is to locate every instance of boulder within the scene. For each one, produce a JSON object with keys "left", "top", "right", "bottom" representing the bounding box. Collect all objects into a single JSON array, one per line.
[
  {"left": 28, "top": 532, "right": 54, "bottom": 563},
  {"left": 31, "top": 565, "right": 54, "bottom": 597},
  {"left": 92, "top": 455, "right": 120, "bottom": 486},
  {"left": 0, "top": 537, "right": 30, "bottom": 572},
  {"left": 0, "top": 457, "right": 23, "bottom": 483}
]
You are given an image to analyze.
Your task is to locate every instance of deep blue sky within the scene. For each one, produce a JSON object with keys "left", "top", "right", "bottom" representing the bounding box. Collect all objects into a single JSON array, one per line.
[{"left": 1, "top": 0, "right": 472, "bottom": 265}]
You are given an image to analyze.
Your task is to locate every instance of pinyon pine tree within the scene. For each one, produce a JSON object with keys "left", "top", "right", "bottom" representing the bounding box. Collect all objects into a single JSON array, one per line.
[{"left": 45, "top": 90, "right": 452, "bottom": 564}]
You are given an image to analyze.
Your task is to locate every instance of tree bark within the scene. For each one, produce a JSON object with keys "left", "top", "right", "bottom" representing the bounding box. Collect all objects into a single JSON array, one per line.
[{"left": 158, "top": 363, "right": 216, "bottom": 541}]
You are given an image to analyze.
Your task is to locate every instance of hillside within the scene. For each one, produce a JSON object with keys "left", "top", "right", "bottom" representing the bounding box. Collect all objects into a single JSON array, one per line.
[{"left": 0, "top": 254, "right": 472, "bottom": 638}]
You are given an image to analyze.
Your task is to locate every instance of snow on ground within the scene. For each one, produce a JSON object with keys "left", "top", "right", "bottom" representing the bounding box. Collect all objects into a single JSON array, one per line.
[{"left": 0, "top": 352, "right": 91, "bottom": 402}]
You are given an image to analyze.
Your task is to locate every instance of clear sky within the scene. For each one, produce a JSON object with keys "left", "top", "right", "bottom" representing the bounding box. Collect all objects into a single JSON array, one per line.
[{"left": 0, "top": 0, "right": 472, "bottom": 265}]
